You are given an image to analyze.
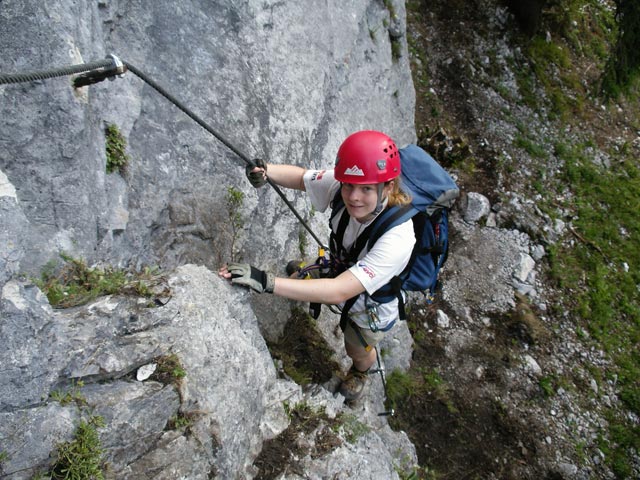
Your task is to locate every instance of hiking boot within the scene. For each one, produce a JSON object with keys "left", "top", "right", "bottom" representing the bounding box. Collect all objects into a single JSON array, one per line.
[{"left": 339, "top": 366, "right": 369, "bottom": 401}]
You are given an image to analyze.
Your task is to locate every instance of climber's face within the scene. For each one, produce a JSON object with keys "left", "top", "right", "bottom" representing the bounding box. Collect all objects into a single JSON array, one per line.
[{"left": 341, "top": 182, "right": 391, "bottom": 222}]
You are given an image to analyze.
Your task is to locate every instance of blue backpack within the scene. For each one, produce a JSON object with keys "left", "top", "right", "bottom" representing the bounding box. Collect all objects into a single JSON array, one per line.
[{"left": 329, "top": 144, "right": 459, "bottom": 320}]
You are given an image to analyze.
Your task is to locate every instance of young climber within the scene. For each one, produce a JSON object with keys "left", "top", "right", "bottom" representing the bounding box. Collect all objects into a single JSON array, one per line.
[{"left": 218, "top": 130, "right": 415, "bottom": 401}]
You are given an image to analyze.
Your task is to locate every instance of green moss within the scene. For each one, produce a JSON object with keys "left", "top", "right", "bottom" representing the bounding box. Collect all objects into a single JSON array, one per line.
[
  {"left": 226, "top": 186, "right": 245, "bottom": 261},
  {"left": 105, "top": 123, "right": 129, "bottom": 175},
  {"left": 514, "top": 132, "right": 548, "bottom": 159}
]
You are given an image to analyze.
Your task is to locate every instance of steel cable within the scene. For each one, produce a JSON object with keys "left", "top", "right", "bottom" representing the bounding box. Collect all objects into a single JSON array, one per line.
[
  {"left": 123, "top": 61, "right": 326, "bottom": 249},
  {"left": 0, "top": 59, "right": 113, "bottom": 85}
]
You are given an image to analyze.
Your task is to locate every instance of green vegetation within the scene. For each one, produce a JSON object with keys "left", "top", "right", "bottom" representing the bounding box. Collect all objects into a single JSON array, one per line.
[
  {"left": 511, "top": 0, "right": 617, "bottom": 119},
  {"left": 334, "top": 412, "right": 370, "bottom": 444},
  {"left": 385, "top": 370, "right": 416, "bottom": 410},
  {"left": 167, "top": 410, "right": 201, "bottom": 431},
  {"left": 298, "top": 226, "right": 308, "bottom": 257},
  {"left": 547, "top": 140, "right": 640, "bottom": 478},
  {"left": 522, "top": 35, "right": 582, "bottom": 120},
  {"left": 396, "top": 465, "right": 438, "bottom": 480},
  {"left": 391, "top": 38, "right": 403, "bottom": 61},
  {"left": 49, "top": 381, "right": 86, "bottom": 406},
  {"left": 267, "top": 308, "right": 340, "bottom": 386},
  {"left": 225, "top": 186, "right": 245, "bottom": 261},
  {"left": 254, "top": 402, "right": 341, "bottom": 477},
  {"left": 386, "top": 367, "right": 456, "bottom": 415},
  {"left": 105, "top": 123, "right": 129, "bottom": 175},
  {"left": 154, "top": 353, "right": 187, "bottom": 388},
  {"left": 167, "top": 413, "right": 193, "bottom": 430},
  {"left": 539, "top": 376, "right": 556, "bottom": 398},
  {"left": 514, "top": 130, "right": 548, "bottom": 159},
  {"left": 36, "top": 254, "right": 161, "bottom": 308},
  {"left": 46, "top": 416, "right": 106, "bottom": 480},
  {"left": 515, "top": 19, "right": 639, "bottom": 475},
  {"left": 404, "top": 0, "right": 639, "bottom": 477}
]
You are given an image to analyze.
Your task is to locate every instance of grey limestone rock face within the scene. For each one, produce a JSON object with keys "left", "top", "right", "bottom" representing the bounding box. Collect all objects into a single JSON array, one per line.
[
  {"left": 1, "top": 0, "right": 416, "bottom": 277},
  {"left": 443, "top": 211, "right": 535, "bottom": 318},
  {"left": 0, "top": 263, "right": 418, "bottom": 479},
  {"left": 0, "top": 265, "right": 293, "bottom": 478},
  {"left": 1, "top": 1, "right": 421, "bottom": 477},
  {"left": 0, "top": 170, "right": 27, "bottom": 289}
]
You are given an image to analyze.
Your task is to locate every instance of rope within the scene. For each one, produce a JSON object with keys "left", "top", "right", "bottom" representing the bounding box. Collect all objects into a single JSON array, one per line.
[{"left": 1, "top": 57, "right": 327, "bottom": 249}]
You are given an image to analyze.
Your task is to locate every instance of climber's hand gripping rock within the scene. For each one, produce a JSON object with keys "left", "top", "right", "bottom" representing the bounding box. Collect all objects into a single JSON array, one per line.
[{"left": 221, "top": 263, "right": 275, "bottom": 293}]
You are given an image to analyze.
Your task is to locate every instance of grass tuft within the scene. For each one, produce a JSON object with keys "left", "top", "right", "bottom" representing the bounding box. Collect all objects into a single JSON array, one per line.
[
  {"left": 47, "top": 416, "right": 106, "bottom": 480},
  {"left": 35, "top": 255, "right": 163, "bottom": 309}
]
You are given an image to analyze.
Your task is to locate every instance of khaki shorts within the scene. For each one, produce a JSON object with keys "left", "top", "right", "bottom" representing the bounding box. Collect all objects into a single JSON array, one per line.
[{"left": 343, "top": 320, "right": 389, "bottom": 350}]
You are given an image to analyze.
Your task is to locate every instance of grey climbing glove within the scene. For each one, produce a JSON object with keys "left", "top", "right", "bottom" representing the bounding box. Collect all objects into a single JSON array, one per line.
[
  {"left": 227, "top": 263, "right": 275, "bottom": 293},
  {"left": 246, "top": 158, "right": 267, "bottom": 188}
]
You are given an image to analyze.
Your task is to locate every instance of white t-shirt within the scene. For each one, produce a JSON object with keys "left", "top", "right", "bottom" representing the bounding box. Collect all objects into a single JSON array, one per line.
[{"left": 303, "top": 169, "right": 415, "bottom": 330}]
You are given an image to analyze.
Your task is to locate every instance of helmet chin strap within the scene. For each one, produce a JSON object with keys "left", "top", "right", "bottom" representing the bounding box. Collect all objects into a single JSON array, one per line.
[
  {"left": 352, "top": 183, "right": 388, "bottom": 223},
  {"left": 372, "top": 183, "right": 386, "bottom": 215}
]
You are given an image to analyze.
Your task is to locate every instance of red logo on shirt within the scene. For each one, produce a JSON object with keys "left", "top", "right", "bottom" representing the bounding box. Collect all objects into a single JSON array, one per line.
[
  {"left": 358, "top": 262, "right": 375, "bottom": 279},
  {"left": 310, "top": 170, "right": 326, "bottom": 181}
]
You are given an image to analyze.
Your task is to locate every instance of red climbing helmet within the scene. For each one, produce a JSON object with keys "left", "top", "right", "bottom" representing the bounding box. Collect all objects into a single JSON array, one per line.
[{"left": 335, "top": 130, "right": 401, "bottom": 184}]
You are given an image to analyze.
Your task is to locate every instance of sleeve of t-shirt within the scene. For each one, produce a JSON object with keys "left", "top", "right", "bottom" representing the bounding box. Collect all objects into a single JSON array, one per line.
[
  {"left": 302, "top": 169, "right": 340, "bottom": 213},
  {"left": 348, "top": 219, "right": 416, "bottom": 295}
]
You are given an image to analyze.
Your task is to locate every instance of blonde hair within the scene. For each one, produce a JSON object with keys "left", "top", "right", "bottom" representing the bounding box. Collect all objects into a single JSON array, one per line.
[{"left": 387, "top": 178, "right": 412, "bottom": 207}]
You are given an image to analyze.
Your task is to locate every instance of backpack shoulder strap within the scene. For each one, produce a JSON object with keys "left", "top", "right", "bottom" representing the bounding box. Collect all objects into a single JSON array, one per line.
[
  {"left": 331, "top": 207, "right": 350, "bottom": 254},
  {"left": 366, "top": 204, "right": 418, "bottom": 251},
  {"left": 329, "top": 187, "right": 344, "bottom": 222},
  {"left": 366, "top": 204, "right": 419, "bottom": 320},
  {"left": 329, "top": 187, "right": 396, "bottom": 264}
]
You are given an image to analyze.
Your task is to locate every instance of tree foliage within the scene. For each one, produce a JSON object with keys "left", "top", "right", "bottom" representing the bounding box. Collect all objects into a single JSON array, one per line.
[{"left": 601, "top": 0, "right": 640, "bottom": 97}]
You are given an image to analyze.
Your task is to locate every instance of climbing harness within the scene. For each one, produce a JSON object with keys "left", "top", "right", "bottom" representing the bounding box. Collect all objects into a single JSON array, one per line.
[{"left": 0, "top": 54, "right": 326, "bottom": 251}]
